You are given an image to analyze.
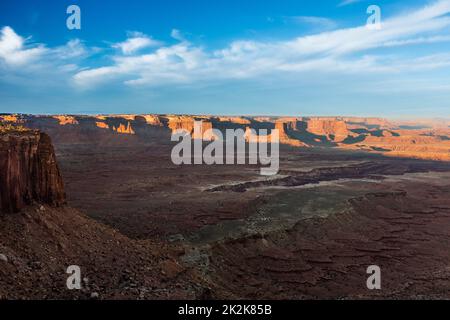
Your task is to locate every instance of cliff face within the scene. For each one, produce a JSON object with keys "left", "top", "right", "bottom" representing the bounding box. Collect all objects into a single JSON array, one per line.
[
  {"left": 113, "top": 122, "right": 135, "bottom": 135},
  {"left": 2, "top": 114, "right": 450, "bottom": 162},
  {"left": 167, "top": 116, "right": 216, "bottom": 140},
  {"left": 274, "top": 121, "right": 306, "bottom": 147},
  {"left": 0, "top": 130, "right": 66, "bottom": 213},
  {"left": 305, "top": 118, "right": 350, "bottom": 142}
]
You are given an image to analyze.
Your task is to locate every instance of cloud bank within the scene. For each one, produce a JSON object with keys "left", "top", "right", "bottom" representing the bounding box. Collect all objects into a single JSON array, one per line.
[
  {"left": 73, "top": 0, "right": 450, "bottom": 88},
  {"left": 1, "top": 1, "right": 450, "bottom": 100}
]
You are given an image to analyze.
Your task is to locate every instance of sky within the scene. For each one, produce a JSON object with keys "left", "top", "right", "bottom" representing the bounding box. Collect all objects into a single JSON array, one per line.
[{"left": 0, "top": 0, "right": 450, "bottom": 117}]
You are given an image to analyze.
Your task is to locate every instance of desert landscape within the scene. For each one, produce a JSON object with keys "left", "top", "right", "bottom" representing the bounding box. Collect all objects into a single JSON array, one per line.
[{"left": 1, "top": 113, "right": 450, "bottom": 299}]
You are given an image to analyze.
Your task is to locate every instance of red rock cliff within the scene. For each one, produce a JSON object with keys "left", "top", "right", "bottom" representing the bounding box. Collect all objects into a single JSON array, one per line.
[
  {"left": 0, "top": 130, "right": 66, "bottom": 213},
  {"left": 306, "top": 118, "right": 350, "bottom": 142}
]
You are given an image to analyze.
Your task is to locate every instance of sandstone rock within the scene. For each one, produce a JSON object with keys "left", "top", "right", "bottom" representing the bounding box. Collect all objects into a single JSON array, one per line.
[
  {"left": 113, "top": 122, "right": 135, "bottom": 135},
  {"left": 141, "top": 115, "right": 163, "bottom": 126},
  {"left": 166, "top": 116, "right": 216, "bottom": 141},
  {"left": 305, "top": 118, "right": 350, "bottom": 142},
  {"left": 217, "top": 117, "right": 251, "bottom": 125},
  {"left": 95, "top": 121, "right": 109, "bottom": 129},
  {"left": 0, "top": 130, "right": 66, "bottom": 213},
  {"left": 341, "top": 117, "right": 391, "bottom": 128},
  {"left": 52, "top": 116, "right": 79, "bottom": 126},
  {"left": 274, "top": 121, "right": 306, "bottom": 147},
  {"left": 5, "top": 113, "right": 450, "bottom": 162}
]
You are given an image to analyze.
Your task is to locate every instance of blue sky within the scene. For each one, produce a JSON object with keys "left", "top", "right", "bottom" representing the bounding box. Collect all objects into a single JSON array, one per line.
[{"left": 1, "top": 0, "right": 450, "bottom": 117}]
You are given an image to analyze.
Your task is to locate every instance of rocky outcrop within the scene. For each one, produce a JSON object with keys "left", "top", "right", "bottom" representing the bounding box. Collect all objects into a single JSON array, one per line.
[
  {"left": 113, "top": 122, "right": 135, "bottom": 135},
  {"left": 305, "top": 118, "right": 350, "bottom": 142},
  {"left": 341, "top": 117, "right": 391, "bottom": 128},
  {"left": 274, "top": 121, "right": 305, "bottom": 147},
  {"left": 2, "top": 114, "right": 450, "bottom": 162},
  {"left": 53, "top": 116, "right": 79, "bottom": 126},
  {"left": 217, "top": 117, "right": 251, "bottom": 125},
  {"left": 141, "top": 115, "right": 163, "bottom": 126},
  {"left": 0, "top": 130, "right": 66, "bottom": 213},
  {"left": 166, "top": 116, "right": 216, "bottom": 140},
  {"left": 95, "top": 121, "right": 109, "bottom": 129}
]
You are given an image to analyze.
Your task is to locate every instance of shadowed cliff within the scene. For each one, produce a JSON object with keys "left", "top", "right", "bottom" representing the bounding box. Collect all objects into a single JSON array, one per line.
[{"left": 0, "top": 128, "right": 66, "bottom": 213}]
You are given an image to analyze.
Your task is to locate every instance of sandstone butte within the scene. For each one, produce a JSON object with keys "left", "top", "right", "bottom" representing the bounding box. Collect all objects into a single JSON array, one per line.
[
  {"left": 167, "top": 116, "right": 216, "bottom": 140},
  {"left": 244, "top": 121, "right": 306, "bottom": 146},
  {"left": 113, "top": 122, "right": 135, "bottom": 135},
  {"left": 0, "top": 128, "right": 66, "bottom": 213},
  {"left": 53, "top": 115, "right": 79, "bottom": 126},
  {"left": 1, "top": 114, "right": 449, "bottom": 161},
  {"left": 141, "top": 115, "right": 163, "bottom": 126},
  {"left": 305, "top": 118, "right": 350, "bottom": 142}
]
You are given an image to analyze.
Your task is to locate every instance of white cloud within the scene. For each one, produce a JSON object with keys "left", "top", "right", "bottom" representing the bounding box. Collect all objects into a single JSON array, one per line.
[
  {"left": 53, "top": 39, "right": 89, "bottom": 59},
  {"left": 0, "top": 26, "right": 46, "bottom": 66},
  {"left": 282, "top": 1, "right": 450, "bottom": 57},
  {"left": 0, "top": 26, "right": 94, "bottom": 68},
  {"left": 74, "top": 40, "right": 207, "bottom": 87},
  {"left": 0, "top": 26, "right": 98, "bottom": 89},
  {"left": 338, "top": 0, "right": 362, "bottom": 7},
  {"left": 112, "top": 32, "right": 161, "bottom": 55},
  {"left": 3, "top": 0, "right": 450, "bottom": 94},
  {"left": 171, "top": 29, "right": 185, "bottom": 41},
  {"left": 382, "top": 35, "right": 450, "bottom": 47},
  {"left": 290, "top": 16, "right": 338, "bottom": 30},
  {"left": 73, "top": 0, "right": 450, "bottom": 88}
]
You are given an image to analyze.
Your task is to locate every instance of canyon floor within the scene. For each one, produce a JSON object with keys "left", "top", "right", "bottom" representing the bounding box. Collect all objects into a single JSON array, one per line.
[
  {"left": 1, "top": 115, "right": 450, "bottom": 299},
  {"left": 55, "top": 142, "right": 450, "bottom": 299}
]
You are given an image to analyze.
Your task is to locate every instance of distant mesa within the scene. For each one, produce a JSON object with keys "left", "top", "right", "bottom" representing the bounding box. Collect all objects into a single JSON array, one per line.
[
  {"left": 53, "top": 115, "right": 79, "bottom": 126},
  {"left": 141, "top": 115, "right": 163, "bottom": 126},
  {"left": 274, "top": 121, "right": 307, "bottom": 147},
  {"left": 167, "top": 116, "right": 216, "bottom": 141},
  {"left": 218, "top": 117, "right": 251, "bottom": 125},
  {"left": 1, "top": 113, "right": 449, "bottom": 161},
  {"left": 305, "top": 118, "right": 350, "bottom": 142}
]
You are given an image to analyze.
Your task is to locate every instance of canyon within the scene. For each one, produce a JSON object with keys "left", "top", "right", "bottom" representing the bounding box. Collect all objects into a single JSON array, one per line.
[
  {"left": 2, "top": 113, "right": 449, "bottom": 161},
  {"left": 0, "top": 125, "right": 205, "bottom": 299},
  {"left": 1, "top": 113, "right": 450, "bottom": 299}
]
